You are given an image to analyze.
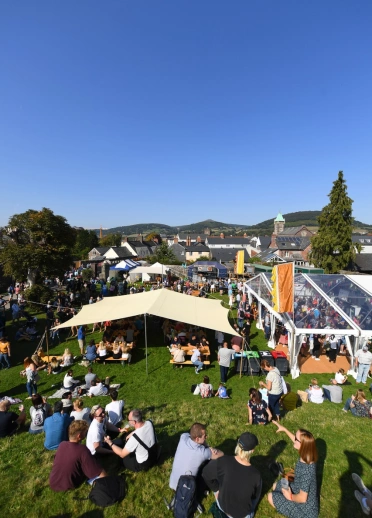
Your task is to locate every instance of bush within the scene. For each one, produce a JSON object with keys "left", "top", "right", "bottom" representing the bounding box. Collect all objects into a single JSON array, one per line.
[
  {"left": 24, "top": 284, "right": 54, "bottom": 309},
  {"left": 82, "top": 268, "right": 93, "bottom": 282}
]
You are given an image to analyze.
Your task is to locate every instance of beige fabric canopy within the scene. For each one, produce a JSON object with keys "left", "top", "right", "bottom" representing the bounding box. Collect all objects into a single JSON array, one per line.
[{"left": 56, "top": 289, "right": 239, "bottom": 336}]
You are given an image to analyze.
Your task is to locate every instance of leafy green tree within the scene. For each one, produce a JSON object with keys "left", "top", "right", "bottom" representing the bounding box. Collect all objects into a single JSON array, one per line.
[
  {"left": 73, "top": 229, "right": 99, "bottom": 259},
  {"left": 82, "top": 267, "right": 94, "bottom": 282},
  {"left": 145, "top": 232, "right": 162, "bottom": 243},
  {"left": 148, "top": 242, "right": 180, "bottom": 264},
  {"left": 310, "top": 171, "right": 361, "bottom": 273},
  {"left": 99, "top": 233, "right": 121, "bottom": 247},
  {"left": 0, "top": 208, "right": 75, "bottom": 286}
]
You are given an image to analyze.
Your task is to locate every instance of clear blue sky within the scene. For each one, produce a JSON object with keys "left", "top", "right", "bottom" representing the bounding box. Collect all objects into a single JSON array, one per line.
[{"left": 1, "top": 1, "right": 371, "bottom": 229}]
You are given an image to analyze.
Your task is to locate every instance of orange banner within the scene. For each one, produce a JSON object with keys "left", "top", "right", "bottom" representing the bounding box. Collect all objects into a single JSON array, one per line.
[{"left": 271, "top": 263, "right": 294, "bottom": 313}]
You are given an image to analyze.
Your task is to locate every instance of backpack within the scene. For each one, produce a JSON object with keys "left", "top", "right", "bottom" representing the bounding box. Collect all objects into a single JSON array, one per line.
[
  {"left": 33, "top": 407, "right": 46, "bottom": 427},
  {"left": 88, "top": 476, "right": 125, "bottom": 507},
  {"left": 173, "top": 474, "right": 198, "bottom": 518}
]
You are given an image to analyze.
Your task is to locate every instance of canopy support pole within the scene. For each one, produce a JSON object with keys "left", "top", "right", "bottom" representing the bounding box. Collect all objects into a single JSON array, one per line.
[{"left": 145, "top": 313, "right": 148, "bottom": 376}]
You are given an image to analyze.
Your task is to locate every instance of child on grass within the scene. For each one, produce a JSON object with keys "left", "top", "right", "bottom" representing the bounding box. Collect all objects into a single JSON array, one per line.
[{"left": 215, "top": 383, "right": 230, "bottom": 399}]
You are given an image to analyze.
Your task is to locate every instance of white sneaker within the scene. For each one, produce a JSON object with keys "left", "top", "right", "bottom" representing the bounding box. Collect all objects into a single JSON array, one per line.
[
  {"left": 354, "top": 490, "right": 371, "bottom": 515},
  {"left": 315, "top": 358, "right": 320, "bottom": 361},
  {"left": 353, "top": 474, "right": 372, "bottom": 499}
]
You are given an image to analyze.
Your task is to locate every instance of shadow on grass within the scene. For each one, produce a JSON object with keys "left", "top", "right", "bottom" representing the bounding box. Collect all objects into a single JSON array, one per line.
[
  {"left": 338, "top": 450, "right": 372, "bottom": 518},
  {"left": 315, "top": 437, "right": 327, "bottom": 513}
]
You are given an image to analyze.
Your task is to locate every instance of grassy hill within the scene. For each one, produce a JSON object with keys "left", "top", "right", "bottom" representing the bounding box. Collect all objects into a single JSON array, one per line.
[{"left": 96, "top": 212, "right": 372, "bottom": 236}]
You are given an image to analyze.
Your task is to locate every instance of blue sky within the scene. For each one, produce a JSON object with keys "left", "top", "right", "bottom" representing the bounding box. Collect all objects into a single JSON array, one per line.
[{"left": 1, "top": 1, "right": 371, "bottom": 229}]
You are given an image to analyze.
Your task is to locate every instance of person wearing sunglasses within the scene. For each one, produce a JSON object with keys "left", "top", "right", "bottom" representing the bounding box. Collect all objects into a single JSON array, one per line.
[
  {"left": 202, "top": 432, "right": 262, "bottom": 518},
  {"left": 86, "top": 405, "right": 125, "bottom": 456},
  {"left": 268, "top": 422, "right": 319, "bottom": 518}
]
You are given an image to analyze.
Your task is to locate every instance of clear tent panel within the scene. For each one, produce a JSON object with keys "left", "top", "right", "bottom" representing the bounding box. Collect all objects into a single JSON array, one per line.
[
  {"left": 260, "top": 274, "right": 274, "bottom": 307},
  {"left": 247, "top": 276, "right": 261, "bottom": 296},
  {"left": 293, "top": 273, "right": 352, "bottom": 330},
  {"left": 309, "top": 274, "right": 372, "bottom": 331}
]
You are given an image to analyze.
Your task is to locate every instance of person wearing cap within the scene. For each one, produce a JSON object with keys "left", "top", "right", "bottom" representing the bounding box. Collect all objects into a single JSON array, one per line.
[
  {"left": 355, "top": 344, "right": 372, "bottom": 385},
  {"left": 202, "top": 432, "right": 261, "bottom": 518}
]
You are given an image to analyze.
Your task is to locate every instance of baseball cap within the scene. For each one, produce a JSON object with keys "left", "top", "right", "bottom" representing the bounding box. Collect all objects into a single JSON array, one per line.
[{"left": 237, "top": 432, "right": 258, "bottom": 451}]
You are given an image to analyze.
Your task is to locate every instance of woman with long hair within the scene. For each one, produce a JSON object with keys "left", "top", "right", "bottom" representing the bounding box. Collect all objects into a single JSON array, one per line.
[
  {"left": 61, "top": 348, "right": 73, "bottom": 367},
  {"left": 342, "top": 389, "right": 372, "bottom": 417},
  {"left": 247, "top": 387, "right": 272, "bottom": 425},
  {"left": 268, "top": 422, "right": 319, "bottom": 517},
  {"left": 199, "top": 375, "right": 213, "bottom": 398},
  {"left": 21, "top": 357, "right": 38, "bottom": 399}
]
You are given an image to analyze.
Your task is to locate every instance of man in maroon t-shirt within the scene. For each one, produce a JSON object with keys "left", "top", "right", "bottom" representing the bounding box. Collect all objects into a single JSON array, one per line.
[{"left": 50, "top": 420, "right": 106, "bottom": 491}]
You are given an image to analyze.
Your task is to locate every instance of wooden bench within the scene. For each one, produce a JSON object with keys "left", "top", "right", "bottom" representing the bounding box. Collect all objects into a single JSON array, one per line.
[
  {"left": 99, "top": 357, "right": 129, "bottom": 364},
  {"left": 170, "top": 360, "right": 210, "bottom": 368}
]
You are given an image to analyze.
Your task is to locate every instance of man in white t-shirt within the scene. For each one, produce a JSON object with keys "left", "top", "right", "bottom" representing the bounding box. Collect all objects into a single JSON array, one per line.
[
  {"left": 86, "top": 405, "right": 125, "bottom": 456},
  {"left": 355, "top": 345, "right": 372, "bottom": 384},
  {"left": 104, "top": 408, "right": 157, "bottom": 472},
  {"left": 105, "top": 390, "right": 124, "bottom": 426},
  {"left": 191, "top": 345, "right": 204, "bottom": 374},
  {"left": 88, "top": 380, "right": 108, "bottom": 397}
]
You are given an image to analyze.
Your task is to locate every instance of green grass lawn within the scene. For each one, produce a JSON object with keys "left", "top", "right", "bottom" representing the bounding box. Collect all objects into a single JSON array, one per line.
[{"left": 0, "top": 296, "right": 371, "bottom": 518}]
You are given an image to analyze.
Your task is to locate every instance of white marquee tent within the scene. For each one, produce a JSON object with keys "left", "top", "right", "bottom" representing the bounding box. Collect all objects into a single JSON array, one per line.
[{"left": 245, "top": 273, "right": 372, "bottom": 378}]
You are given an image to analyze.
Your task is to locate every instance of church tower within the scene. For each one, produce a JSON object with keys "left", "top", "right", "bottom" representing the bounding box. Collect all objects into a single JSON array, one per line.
[{"left": 274, "top": 212, "right": 285, "bottom": 234}]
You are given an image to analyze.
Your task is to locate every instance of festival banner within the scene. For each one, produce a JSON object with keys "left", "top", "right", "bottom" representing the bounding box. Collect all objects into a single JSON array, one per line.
[
  {"left": 271, "top": 262, "right": 294, "bottom": 313},
  {"left": 235, "top": 250, "right": 245, "bottom": 275}
]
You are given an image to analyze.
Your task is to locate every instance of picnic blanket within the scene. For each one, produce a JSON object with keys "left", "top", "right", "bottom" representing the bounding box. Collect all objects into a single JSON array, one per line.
[
  {"left": 49, "top": 384, "right": 121, "bottom": 399},
  {"left": 0, "top": 396, "right": 23, "bottom": 405}
]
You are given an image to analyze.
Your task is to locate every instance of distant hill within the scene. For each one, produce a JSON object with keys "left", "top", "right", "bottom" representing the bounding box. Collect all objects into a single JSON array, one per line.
[{"left": 95, "top": 212, "right": 372, "bottom": 236}]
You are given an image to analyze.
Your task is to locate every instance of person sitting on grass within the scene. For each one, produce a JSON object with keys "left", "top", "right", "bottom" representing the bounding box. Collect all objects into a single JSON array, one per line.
[
  {"left": 86, "top": 405, "right": 125, "bottom": 456},
  {"left": 306, "top": 378, "right": 324, "bottom": 404},
  {"left": 49, "top": 420, "right": 107, "bottom": 492},
  {"left": 15, "top": 326, "right": 33, "bottom": 342},
  {"left": 105, "top": 389, "right": 124, "bottom": 426},
  {"left": 330, "top": 368, "right": 349, "bottom": 385},
  {"left": 29, "top": 394, "right": 51, "bottom": 435},
  {"left": 342, "top": 389, "right": 372, "bottom": 417},
  {"left": 0, "top": 400, "right": 26, "bottom": 438},
  {"left": 215, "top": 382, "right": 230, "bottom": 399},
  {"left": 44, "top": 401, "right": 74, "bottom": 450},
  {"left": 70, "top": 398, "right": 91, "bottom": 424},
  {"left": 199, "top": 376, "right": 213, "bottom": 398},
  {"left": 47, "top": 357, "right": 62, "bottom": 375},
  {"left": 63, "top": 370, "right": 80, "bottom": 391},
  {"left": 247, "top": 387, "right": 272, "bottom": 425},
  {"left": 88, "top": 379, "right": 108, "bottom": 397},
  {"left": 60, "top": 348, "right": 73, "bottom": 367},
  {"left": 85, "top": 340, "right": 97, "bottom": 362}
]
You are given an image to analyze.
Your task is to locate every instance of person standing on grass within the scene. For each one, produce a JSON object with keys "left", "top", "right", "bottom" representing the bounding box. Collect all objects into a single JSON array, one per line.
[
  {"left": 49, "top": 420, "right": 106, "bottom": 491},
  {"left": 268, "top": 422, "right": 319, "bottom": 518},
  {"left": 77, "top": 325, "right": 86, "bottom": 355},
  {"left": 355, "top": 344, "right": 372, "bottom": 385},
  {"left": 169, "top": 422, "right": 223, "bottom": 491},
  {"left": 0, "top": 336, "right": 11, "bottom": 369},
  {"left": 259, "top": 360, "right": 283, "bottom": 421},
  {"left": 218, "top": 342, "right": 234, "bottom": 383},
  {"left": 202, "top": 432, "right": 262, "bottom": 518}
]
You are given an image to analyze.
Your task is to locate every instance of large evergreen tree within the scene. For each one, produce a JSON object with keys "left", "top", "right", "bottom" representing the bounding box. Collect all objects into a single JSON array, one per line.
[{"left": 310, "top": 171, "right": 360, "bottom": 273}]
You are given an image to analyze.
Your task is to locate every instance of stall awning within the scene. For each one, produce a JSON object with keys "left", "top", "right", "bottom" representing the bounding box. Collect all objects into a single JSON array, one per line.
[{"left": 110, "top": 259, "right": 141, "bottom": 271}]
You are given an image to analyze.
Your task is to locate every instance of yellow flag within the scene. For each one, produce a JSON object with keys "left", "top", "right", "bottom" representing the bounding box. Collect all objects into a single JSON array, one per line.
[{"left": 236, "top": 250, "right": 244, "bottom": 275}]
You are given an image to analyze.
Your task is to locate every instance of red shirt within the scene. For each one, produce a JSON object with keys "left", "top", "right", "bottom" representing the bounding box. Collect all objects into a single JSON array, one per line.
[{"left": 49, "top": 441, "right": 102, "bottom": 491}]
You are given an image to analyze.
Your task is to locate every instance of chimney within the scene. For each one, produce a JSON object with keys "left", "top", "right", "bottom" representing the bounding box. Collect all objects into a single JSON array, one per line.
[
  {"left": 270, "top": 232, "right": 277, "bottom": 249},
  {"left": 197, "top": 235, "right": 201, "bottom": 243},
  {"left": 121, "top": 235, "right": 128, "bottom": 246},
  {"left": 186, "top": 235, "right": 191, "bottom": 246},
  {"left": 138, "top": 233, "right": 143, "bottom": 243},
  {"left": 174, "top": 237, "right": 178, "bottom": 244},
  {"left": 220, "top": 232, "right": 224, "bottom": 239}
]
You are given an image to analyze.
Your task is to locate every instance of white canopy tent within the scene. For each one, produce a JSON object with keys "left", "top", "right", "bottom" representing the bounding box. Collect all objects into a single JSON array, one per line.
[
  {"left": 245, "top": 273, "right": 372, "bottom": 378},
  {"left": 129, "top": 262, "right": 167, "bottom": 282},
  {"left": 56, "top": 289, "right": 239, "bottom": 374}
]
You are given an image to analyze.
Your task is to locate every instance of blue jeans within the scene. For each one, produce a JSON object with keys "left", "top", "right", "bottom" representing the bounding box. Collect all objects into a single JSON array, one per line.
[
  {"left": 26, "top": 381, "right": 37, "bottom": 397},
  {"left": 29, "top": 428, "right": 44, "bottom": 435},
  {"left": 264, "top": 325, "right": 271, "bottom": 340},
  {"left": 268, "top": 393, "right": 282, "bottom": 418},
  {"left": 343, "top": 397, "right": 358, "bottom": 416},
  {"left": 356, "top": 363, "right": 370, "bottom": 383},
  {"left": 0, "top": 352, "right": 11, "bottom": 369},
  {"left": 216, "top": 479, "right": 262, "bottom": 518},
  {"left": 193, "top": 360, "right": 203, "bottom": 372}
]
